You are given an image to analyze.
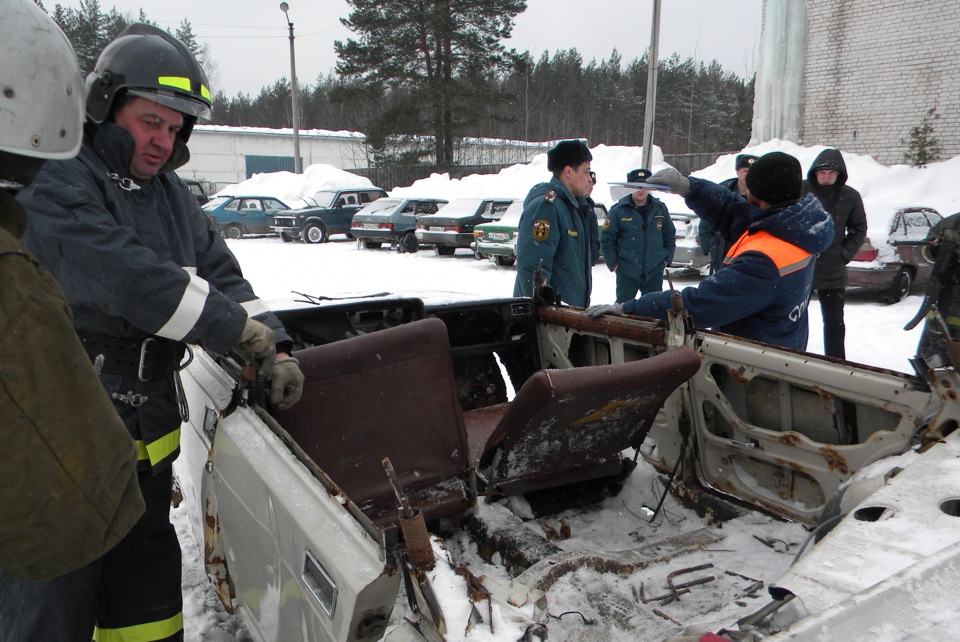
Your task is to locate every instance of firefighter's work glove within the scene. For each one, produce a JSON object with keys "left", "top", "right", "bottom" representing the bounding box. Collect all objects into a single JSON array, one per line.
[
  {"left": 586, "top": 302, "right": 623, "bottom": 318},
  {"left": 269, "top": 356, "right": 304, "bottom": 411},
  {"left": 236, "top": 318, "right": 276, "bottom": 360},
  {"left": 647, "top": 168, "right": 690, "bottom": 197}
]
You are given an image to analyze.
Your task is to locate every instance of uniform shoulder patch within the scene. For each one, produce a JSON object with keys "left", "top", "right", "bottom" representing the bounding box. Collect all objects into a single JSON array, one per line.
[
  {"left": 532, "top": 219, "right": 551, "bottom": 241},
  {"left": 543, "top": 190, "right": 556, "bottom": 203}
]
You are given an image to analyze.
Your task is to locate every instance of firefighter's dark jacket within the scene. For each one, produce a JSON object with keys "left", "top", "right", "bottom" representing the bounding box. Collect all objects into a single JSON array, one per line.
[
  {"left": 0, "top": 189, "right": 144, "bottom": 580},
  {"left": 623, "top": 178, "right": 834, "bottom": 350},
  {"left": 18, "top": 121, "right": 290, "bottom": 472}
]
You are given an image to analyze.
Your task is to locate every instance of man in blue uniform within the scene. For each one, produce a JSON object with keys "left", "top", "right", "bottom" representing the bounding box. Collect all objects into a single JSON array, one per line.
[
  {"left": 601, "top": 168, "right": 676, "bottom": 300},
  {"left": 587, "top": 152, "right": 834, "bottom": 351},
  {"left": 514, "top": 139, "right": 595, "bottom": 307}
]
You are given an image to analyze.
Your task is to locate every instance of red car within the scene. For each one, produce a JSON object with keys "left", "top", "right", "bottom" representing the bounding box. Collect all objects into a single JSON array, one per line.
[{"left": 846, "top": 207, "right": 943, "bottom": 303}]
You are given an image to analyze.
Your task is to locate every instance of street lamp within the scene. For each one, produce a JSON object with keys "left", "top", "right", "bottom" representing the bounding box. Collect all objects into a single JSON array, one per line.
[{"left": 280, "top": 2, "right": 302, "bottom": 173}]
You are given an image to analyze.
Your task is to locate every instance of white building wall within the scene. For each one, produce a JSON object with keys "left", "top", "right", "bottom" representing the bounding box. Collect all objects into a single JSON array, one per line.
[
  {"left": 756, "top": 0, "right": 960, "bottom": 165},
  {"left": 178, "top": 126, "right": 551, "bottom": 191}
]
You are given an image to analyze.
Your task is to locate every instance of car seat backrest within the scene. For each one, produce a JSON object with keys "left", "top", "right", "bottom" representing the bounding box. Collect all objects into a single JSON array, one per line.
[
  {"left": 275, "top": 317, "right": 472, "bottom": 527},
  {"left": 463, "top": 347, "right": 701, "bottom": 497}
]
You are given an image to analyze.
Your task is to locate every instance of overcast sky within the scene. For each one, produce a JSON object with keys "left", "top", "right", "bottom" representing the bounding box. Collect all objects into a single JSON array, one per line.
[{"left": 57, "top": 0, "right": 763, "bottom": 97}]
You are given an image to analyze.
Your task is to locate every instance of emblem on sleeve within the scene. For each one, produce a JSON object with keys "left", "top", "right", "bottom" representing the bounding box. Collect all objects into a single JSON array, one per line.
[
  {"left": 543, "top": 190, "right": 556, "bottom": 203},
  {"left": 532, "top": 220, "right": 551, "bottom": 241}
]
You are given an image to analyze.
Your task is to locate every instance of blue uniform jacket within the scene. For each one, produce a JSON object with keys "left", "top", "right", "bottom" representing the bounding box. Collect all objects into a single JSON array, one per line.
[
  {"left": 601, "top": 194, "right": 675, "bottom": 281},
  {"left": 513, "top": 177, "right": 593, "bottom": 307},
  {"left": 622, "top": 178, "right": 834, "bottom": 350}
]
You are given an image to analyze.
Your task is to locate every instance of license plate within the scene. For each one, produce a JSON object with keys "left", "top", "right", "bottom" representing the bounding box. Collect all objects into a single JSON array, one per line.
[
  {"left": 363, "top": 223, "right": 379, "bottom": 229},
  {"left": 489, "top": 232, "right": 509, "bottom": 240},
  {"left": 430, "top": 226, "right": 445, "bottom": 232}
]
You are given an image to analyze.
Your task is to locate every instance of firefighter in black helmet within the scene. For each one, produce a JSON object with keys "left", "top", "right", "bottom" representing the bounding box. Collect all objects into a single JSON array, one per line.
[{"left": 15, "top": 23, "right": 304, "bottom": 641}]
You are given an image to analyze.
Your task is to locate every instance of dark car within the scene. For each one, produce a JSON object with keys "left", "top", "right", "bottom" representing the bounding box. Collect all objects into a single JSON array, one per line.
[
  {"left": 351, "top": 198, "right": 449, "bottom": 252},
  {"left": 271, "top": 187, "right": 388, "bottom": 244},
  {"left": 203, "top": 195, "right": 290, "bottom": 239},
  {"left": 183, "top": 178, "right": 209, "bottom": 206},
  {"left": 847, "top": 206, "right": 943, "bottom": 303},
  {"left": 414, "top": 198, "right": 515, "bottom": 256}
]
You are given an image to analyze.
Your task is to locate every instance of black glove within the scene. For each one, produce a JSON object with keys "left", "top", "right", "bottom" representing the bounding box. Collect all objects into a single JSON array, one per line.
[{"left": 647, "top": 168, "right": 690, "bottom": 197}]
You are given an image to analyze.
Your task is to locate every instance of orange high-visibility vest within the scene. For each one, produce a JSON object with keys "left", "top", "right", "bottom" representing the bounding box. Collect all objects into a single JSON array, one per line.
[{"left": 723, "top": 229, "right": 812, "bottom": 275}]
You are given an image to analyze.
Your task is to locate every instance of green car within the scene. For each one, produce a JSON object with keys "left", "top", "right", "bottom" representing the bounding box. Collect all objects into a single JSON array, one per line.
[{"left": 473, "top": 201, "right": 608, "bottom": 266}]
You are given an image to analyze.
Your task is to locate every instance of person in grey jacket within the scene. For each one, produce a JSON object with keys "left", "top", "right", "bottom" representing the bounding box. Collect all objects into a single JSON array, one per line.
[
  {"left": 601, "top": 168, "right": 676, "bottom": 301},
  {"left": 15, "top": 24, "right": 304, "bottom": 642},
  {"left": 802, "top": 148, "right": 868, "bottom": 359}
]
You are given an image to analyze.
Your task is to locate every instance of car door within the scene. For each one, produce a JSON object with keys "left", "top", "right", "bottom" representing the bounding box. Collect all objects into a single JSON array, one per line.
[
  {"left": 176, "top": 351, "right": 400, "bottom": 642},
  {"left": 333, "top": 192, "right": 361, "bottom": 234},
  {"left": 653, "top": 331, "right": 938, "bottom": 526},
  {"left": 236, "top": 199, "right": 267, "bottom": 234}
]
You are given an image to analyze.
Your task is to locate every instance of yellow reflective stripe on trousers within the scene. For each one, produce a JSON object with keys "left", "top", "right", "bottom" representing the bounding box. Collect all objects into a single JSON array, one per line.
[
  {"left": 134, "top": 427, "right": 181, "bottom": 465},
  {"left": 93, "top": 611, "right": 183, "bottom": 642}
]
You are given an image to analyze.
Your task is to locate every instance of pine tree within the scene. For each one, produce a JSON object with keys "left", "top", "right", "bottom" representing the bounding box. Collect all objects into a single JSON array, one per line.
[
  {"left": 335, "top": 0, "right": 527, "bottom": 165},
  {"left": 901, "top": 107, "right": 943, "bottom": 168}
]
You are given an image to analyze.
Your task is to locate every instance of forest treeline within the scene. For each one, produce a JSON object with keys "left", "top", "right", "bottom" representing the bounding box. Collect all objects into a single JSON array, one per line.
[{"left": 45, "top": 0, "right": 754, "bottom": 165}]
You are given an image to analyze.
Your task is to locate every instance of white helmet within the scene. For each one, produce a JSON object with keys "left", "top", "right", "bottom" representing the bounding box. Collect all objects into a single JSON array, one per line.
[{"left": 0, "top": 0, "right": 85, "bottom": 187}]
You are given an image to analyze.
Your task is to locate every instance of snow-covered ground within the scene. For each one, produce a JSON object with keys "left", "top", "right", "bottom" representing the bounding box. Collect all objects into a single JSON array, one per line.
[{"left": 175, "top": 142, "right": 960, "bottom": 640}]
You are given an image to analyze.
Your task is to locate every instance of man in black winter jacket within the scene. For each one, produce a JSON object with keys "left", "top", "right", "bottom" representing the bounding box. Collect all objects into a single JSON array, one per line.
[{"left": 802, "top": 149, "right": 868, "bottom": 359}]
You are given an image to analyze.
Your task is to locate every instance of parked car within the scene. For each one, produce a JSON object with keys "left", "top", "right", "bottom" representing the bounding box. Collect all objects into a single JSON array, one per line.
[
  {"left": 350, "top": 197, "right": 448, "bottom": 252},
  {"left": 271, "top": 187, "right": 388, "bottom": 244},
  {"left": 847, "top": 206, "right": 943, "bottom": 303},
  {"left": 183, "top": 178, "right": 209, "bottom": 206},
  {"left": 414, "top": 198, "right": 514, "bottom": 256},
  {"left": 203, "top": 195, "right": 290, "bottom": 239},
  {"left": 670, "top": 212, "right": 710, "bottom": 273},
  {"left": 473, "top": 201, "right": 609, "bottom": 266}
]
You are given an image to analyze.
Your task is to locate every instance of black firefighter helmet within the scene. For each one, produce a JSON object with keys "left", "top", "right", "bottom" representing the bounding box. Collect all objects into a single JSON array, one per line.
[{"left": 85, "top": 24, "right": 212, "bottom": 143}]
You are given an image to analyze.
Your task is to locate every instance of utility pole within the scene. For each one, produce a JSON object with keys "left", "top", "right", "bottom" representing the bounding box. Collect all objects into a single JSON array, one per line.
[
  {"left": 280, "top": 2, "right": 302, "bottom": 173},
  {"left": 642, "top": 0, "right": 661, "bottom": 170}
]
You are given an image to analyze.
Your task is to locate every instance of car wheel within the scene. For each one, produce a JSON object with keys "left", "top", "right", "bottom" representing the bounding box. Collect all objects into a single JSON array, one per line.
[
  {"left": 398, "top": 232, "right": 419, "bottom": 254},
  {"left": 280, "top": 231, "right": 295, "bottom": 243},
  {"left": 883, "top": 268, "right": 912, "bottom": 303},
  {"left": 303, "top": 222, "right": 327, "bottom": 244},
  {"left": 494, "top": 255, "right": 516, "bottom": 267},
  {"left": 224, "top": 224, "right": 243, "bottom": 240},
  {"left": 435, "top": 246, "right": 456, "bottom": 256},
  {"left": 362, "top": 240, "right": 382, "bottom": 249}
]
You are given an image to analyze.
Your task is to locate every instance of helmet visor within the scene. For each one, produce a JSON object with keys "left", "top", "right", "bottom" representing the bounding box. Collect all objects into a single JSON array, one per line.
[{"left": 127, "top": 87, "right": 211, "bottom": 120}]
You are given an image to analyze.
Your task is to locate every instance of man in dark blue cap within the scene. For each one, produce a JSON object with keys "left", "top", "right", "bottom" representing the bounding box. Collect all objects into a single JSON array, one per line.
[
  {"left": 601, "top": 168, "right": 676, "bottom": 301},
  {"left": 514, "top": 139, "right": 595, "bottom": 307}
]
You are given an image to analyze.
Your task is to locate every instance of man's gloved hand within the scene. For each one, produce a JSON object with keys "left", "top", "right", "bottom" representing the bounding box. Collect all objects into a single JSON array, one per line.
[
  {"left": 235, "top": 318, "right": 277, "bottom": 378},
  {"left": 269, "top": 356, "right": 304, "bottom": 411},
  {"left": 586, "top": 302, "right": 623, "bottom": 318},
  {"left": 236, "top": 318, "right": 276, "bottom": 357},
  {"left": 647, "top": 168, "right": 690, "bottom": 197}
]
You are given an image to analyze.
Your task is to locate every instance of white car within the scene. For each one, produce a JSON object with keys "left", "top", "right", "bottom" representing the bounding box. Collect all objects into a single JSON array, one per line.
[{"left": 176, "top": 292, "right": 960, "bottom": 641}]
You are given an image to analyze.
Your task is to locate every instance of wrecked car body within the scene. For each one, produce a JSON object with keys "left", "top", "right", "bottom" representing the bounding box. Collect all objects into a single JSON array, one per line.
[{"left": 175, "top": 290, "right": 960, "bottom": 641}]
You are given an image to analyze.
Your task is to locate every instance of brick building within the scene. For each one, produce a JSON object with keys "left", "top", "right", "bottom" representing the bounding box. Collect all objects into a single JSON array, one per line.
[{"left": 752, "top": 0, "right": 960, "bottom": 164}]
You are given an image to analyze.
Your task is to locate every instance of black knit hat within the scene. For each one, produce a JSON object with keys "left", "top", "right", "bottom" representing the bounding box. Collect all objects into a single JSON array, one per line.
[
  {"left": 626, "top": 168, "right": 652, "bottom": 183},
  {"left": 735, "top": 154, "right": 759, "bottom": 170},
  {"left": 745, "top": 152, "right": 802, "bottom": 205},
  {"left": 547, "top": 140, "right": 592, "bottom": 171}
]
